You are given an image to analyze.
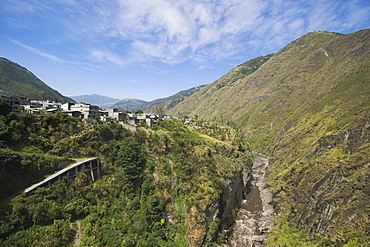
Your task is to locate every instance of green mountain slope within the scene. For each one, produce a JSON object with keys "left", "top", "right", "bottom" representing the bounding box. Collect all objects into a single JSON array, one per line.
[
  {"left": 162, "top": 54, "right": 272, "bottom": 115},
  {"left": 146, "top": 85, "right": 207, "bottom": 112},
  {"left": 168, "top": 29, "right": 370, "bottom": 244},
  {"left": 0, "top": 58, "right": 69, "bottom": 102}
]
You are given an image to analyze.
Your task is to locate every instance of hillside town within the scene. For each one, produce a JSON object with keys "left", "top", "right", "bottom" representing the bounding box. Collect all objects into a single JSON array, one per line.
[{"left": 1, "top": 95, "right": 168, "bottom": 131}]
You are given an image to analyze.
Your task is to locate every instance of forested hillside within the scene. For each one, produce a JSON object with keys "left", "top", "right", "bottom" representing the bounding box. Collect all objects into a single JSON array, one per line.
[
  {"left": 0, "top": 58, "right": 69, "bottom": 102},
  {"left": 0, "top": 97, "right": 252, "bottom": 246},
  {"left": 168, "top": 29, "right": 370, "bottom": 245}
]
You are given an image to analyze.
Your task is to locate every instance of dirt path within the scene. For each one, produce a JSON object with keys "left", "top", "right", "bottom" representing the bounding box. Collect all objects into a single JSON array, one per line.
[{"left": 71, "top": 220, "right": 81, "bottom": 246}]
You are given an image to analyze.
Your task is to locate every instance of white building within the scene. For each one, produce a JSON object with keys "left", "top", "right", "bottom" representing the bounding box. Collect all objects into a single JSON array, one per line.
[
  {"left": 100, "top": 108, "right": 126, "bottom": 122},
  {"left": 62, "top": 102, "right": 100, "bottom": 120}
]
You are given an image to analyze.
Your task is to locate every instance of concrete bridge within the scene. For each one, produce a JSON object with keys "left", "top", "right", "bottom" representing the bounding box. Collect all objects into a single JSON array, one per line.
[{"left": 24, "top": 157, "right": 100, "bottom": 195}]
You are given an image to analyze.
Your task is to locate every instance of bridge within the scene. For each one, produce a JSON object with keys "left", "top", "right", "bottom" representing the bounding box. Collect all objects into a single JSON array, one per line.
[{"left": 24, "top": 157, "right": 100, "bottom": 195}]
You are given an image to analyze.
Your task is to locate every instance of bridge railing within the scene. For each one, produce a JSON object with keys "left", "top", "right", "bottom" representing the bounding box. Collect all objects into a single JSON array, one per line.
[{"left": 24, "top": 157, "right": 100, "bottom": 195}]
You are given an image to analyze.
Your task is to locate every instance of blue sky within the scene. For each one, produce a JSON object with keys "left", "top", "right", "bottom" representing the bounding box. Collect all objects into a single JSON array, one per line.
[{"left": 1, "top": 0, "right": 369, "bottom": 101}]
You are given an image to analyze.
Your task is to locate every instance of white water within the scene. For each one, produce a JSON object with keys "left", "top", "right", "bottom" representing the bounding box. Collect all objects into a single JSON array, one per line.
[{"left": 223, "top": 155, "right": 275, "bottom": 247}]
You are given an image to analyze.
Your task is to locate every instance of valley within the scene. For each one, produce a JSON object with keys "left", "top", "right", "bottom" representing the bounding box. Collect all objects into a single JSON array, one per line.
[{"left": 0, "top": 28, "right": 369, "bottom": 246}]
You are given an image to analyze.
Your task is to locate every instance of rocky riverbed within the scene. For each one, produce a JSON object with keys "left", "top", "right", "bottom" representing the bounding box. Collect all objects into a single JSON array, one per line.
[{"left": 223, "top": 154, "right": 275, "bottom": 246}]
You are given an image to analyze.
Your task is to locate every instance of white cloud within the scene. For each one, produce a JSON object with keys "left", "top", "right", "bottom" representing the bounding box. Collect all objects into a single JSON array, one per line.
[
  {"left": 3, "top": 0, "right": 370, "bottom": 67},
  {"left": 90, "top": 49, "right": 124, "bottom": 66},
  {"left": 109, "top": 0, "right": 270, "bottom": 63},
  {"left": 9, "top": 38, "right": 102, "bottom": 74},
  {"left": 9, "top": 39, "right": 64, "bottom": 63}
]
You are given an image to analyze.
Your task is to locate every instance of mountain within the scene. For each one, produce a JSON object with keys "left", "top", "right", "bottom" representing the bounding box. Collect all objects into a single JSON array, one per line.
[
  {"left": 0, "top": 57, "right": 70, "bottom": 102},
  {"left": 0, "top": 55, "right": 205, "bottom": 111},
  {"left": 70, "top": 94, "right": 119, "bottom": 107},
  {"left": 63, "top": 96, "right": 76, "bottom": 103},
  {"left": 75, "top": 85, "right": 207, "bottom": 112},
  {"left": 167, "top": 29, "right": 370, "bottom": 244},
  {"left": 110, "top": 98, "right": 149, "bottom": 111},
  {"left": 1, "top": 29, "right": 369, "bottom": 246},
  {"left": 160, "top": 55, "right": 272, "bottom": 114},
  {"left": 145, "top": 85, "right": 207, "bottom": 111}
]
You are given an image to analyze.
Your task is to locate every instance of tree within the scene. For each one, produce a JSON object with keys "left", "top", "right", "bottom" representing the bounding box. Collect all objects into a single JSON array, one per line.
[
  {"left": 117, "top": 137, "right": 146, "bottom": 196},
  {"left": 0, "top": 118, "right": 9, "bottom": 147},
  {"left": 0, "top": 97, "right": 11, "bottom": 116}
]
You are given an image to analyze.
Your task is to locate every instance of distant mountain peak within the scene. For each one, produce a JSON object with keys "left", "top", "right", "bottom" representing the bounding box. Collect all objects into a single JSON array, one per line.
[
  {"left": 71, "top": 85, "right": 207, "bottom": 111},
  {"left": 70, "top": 94, "right": 120, "bottom": 106}
]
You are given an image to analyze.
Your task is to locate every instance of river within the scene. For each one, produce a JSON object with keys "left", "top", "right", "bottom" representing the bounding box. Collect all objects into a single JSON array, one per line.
[{"left": 223, "top": 154, "right": 275, "bottom": 247}]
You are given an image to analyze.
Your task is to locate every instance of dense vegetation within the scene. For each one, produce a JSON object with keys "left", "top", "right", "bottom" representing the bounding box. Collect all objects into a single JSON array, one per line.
[
  {"left": 0, "top": 57, "right": 69, "bottom": 102},
  {"left": 0, "top": 101, "right": 85, "bottom": 200},
  {"left": 0, "top": 98, "right": 251, "bottom": 246},
  {"left": 166, "top": 29, "right": 370, "bottom": 245}
]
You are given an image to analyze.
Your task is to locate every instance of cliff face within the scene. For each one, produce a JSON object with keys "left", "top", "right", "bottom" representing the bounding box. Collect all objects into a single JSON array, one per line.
[
  {"left": 166, "top": 29, "right": 370, "bottom": 244},
  {"left": 183, "top": 156, "right": 253, "bottom": 247},
  {"left": 219, "top": 167, "right": 251, "bottom": 231},
  {"left": 198, "top": 164, "right": 252, "bottom": 246},
  {"left": 271, "top": 111, "right": 370, "bottom": 243}
]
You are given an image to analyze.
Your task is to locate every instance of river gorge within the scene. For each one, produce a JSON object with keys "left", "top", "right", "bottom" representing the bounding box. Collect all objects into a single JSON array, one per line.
[{"left": 224, "top": 154, "right": 275, "bottom": 246}]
